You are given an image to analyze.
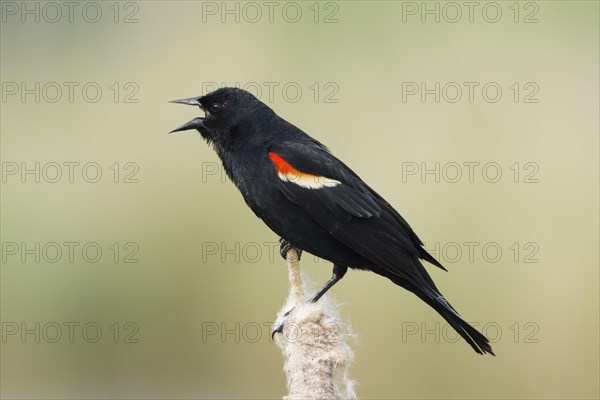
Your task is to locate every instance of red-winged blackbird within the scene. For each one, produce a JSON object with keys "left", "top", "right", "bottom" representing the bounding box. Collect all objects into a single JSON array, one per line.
[{"left": 170, "top": 87, "right": 494, "bottom": 355}]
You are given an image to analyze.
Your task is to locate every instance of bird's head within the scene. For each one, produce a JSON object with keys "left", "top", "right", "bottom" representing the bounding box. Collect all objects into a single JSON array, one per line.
[{"left": 170, "top": 87, "right": 269, "bottom": 147}]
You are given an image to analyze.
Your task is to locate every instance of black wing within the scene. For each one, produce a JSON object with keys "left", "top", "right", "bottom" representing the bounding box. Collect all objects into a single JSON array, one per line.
[
  {"left": 268, "top": 140, "right": 446, "bottom": 285},
  {"left": 268, "top": 139, "right": 494, "bottom": 355}
]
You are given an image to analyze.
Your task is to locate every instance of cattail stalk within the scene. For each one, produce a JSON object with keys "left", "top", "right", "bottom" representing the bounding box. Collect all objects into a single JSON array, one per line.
[{"left": 274, "top": 248, "right": 356, "bottom": 400}]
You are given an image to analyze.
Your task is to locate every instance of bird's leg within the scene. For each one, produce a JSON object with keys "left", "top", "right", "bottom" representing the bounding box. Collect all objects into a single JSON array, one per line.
[
  {"left": 272, "top": 263, "right": 347, "bottom": 339},
  {"left": 271, "top": 258, "right": 348, "bottom": 339},
  {"left": 272, "top": 264, "right": 347, "bottom": 338},
  {"left": 308, "top": 264, "right": 348, "bottom": 303},
  {"left": 279, "top": 237, "right": 302, "bottom": 260}
]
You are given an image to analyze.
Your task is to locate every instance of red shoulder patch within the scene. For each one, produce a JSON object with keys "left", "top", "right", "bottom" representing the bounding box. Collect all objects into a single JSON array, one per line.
[
  {"left": 268, "top": 151, "right": 341, "bottom": 189},
  {"left": 269, "top": 152, "right": 299, "bottom": 175}
]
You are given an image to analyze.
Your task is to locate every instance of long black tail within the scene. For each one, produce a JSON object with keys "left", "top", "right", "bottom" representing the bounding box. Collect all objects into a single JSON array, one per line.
[
  {"left": 383, "top": 269, "right": 495, "bottom": 355},
  {"left": 419, "top": 292, "right": 495, "bottom": 355}
]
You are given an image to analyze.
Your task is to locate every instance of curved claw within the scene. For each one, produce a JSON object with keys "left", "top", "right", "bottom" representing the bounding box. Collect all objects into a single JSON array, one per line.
[
  {"left": 271, "top": 307, "right": 296, "bottom": 340},
  {"left": 271, "top": 323, "right": 283, "bottom": 339},
  {"left": 279, "top": 238, "right": 302, "bottom": 260}
]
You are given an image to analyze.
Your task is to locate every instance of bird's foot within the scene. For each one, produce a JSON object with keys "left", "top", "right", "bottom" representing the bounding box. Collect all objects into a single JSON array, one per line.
[
  {"left": 271, "top": 306, "right": 296, "bottom": 339},
  {"left": 271, "top": 323, "right": 283, "bottom": 339},
  {"left": 278, "top": 238, "right": 302, "bottom": 260},
  {"left": 284, "top": 306, "right": 296, "bottom": 317}
]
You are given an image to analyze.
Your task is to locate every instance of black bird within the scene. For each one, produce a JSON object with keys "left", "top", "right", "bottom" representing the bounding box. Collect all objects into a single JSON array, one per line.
[{"left": 170, "top": 87, "right": 494, "bottom": 355}]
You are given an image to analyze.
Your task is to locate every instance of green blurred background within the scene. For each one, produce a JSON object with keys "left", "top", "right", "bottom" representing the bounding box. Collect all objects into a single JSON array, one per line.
[{"left": 1, "top": 1, "right": 598, "bottom": 399}]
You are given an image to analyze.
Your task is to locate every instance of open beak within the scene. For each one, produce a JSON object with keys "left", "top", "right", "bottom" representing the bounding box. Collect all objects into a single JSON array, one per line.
[
  {"left": 170, "top": 96, "right": 202, "bottom": 106},
  {"left": 170, "top": 96, "right": 205, "bottom": 133},
  {"left": 169, "top": 117, "right": 205, "bottom": 133}
]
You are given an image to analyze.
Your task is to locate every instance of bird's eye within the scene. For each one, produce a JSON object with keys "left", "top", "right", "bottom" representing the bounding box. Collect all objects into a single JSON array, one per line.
[{"left": 209, "top": 103, "right": 221, "bottom": 113}]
